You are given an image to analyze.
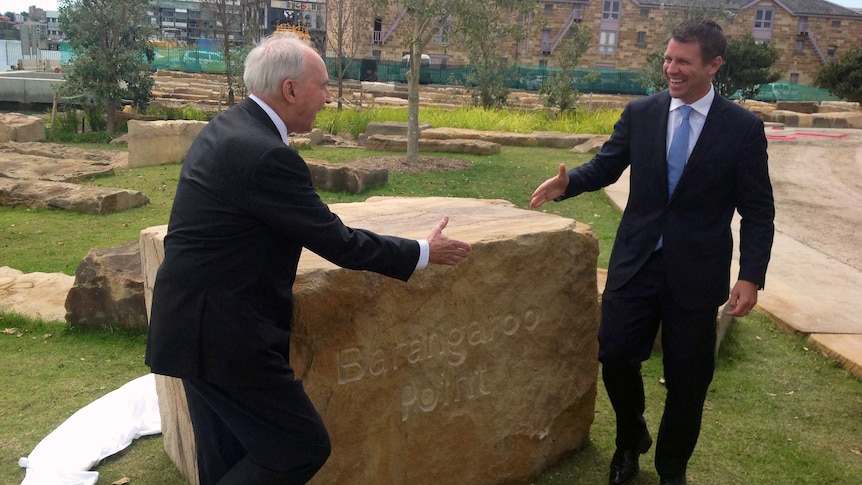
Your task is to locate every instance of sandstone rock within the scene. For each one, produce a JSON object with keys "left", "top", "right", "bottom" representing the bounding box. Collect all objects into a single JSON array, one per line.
[
  {"left": 305, "top": 159, "right": 388, "bottom": 194},
  {"left": 364, "top": 121, "right": 432, "bottom": 137},
  {"left": 127, "top": 119, "right": 207, "bottom": 168},
  {"left": 0, "top": 178, "right": 149, "bottom": 214},
  {"left": 0, "top": 113, "right": 45, "bottom": 143},
  {"left": 65, "top": 241, "right": 148, "bottom": 328},
  {"left": 420, "top": 127, "right": 591, "bottom": 149},
  {"left": 571, "top": 135, "right": 611, "bottom": 154},
  {"left": 0, "top": 266, "right": 73, "bottom": 322},
  {"left": 141, "top": 196, "right": 600, "bottom": 485},
  {"left": 0, "top": 151, "right": 116, "bottom": 183},
  {"left": 776, "top": 101, "right": 819, "bottom": 114},
  {"left": 366, "top": 134, "right": 500, "bottom": 155}
]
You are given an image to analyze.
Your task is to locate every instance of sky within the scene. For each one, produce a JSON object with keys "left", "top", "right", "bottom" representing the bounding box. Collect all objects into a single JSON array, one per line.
[{"left": 3, "top": 0, "right": 862, "bottom": 15}]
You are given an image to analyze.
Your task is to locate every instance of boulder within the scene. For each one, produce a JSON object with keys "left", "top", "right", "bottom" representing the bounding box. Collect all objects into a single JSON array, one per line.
[
  {"left": 141, "top": 196, "right": 600, "bottom": 485},
  {"left": 0, "top": 266, "right": 74, "bottom": 322},
  {"left": 571, "top": 135, "right": 611, "bottom": 154},
  {"left": 127, "top": 120, "right": 207, "bottom": 168},
  {"left": 305, "top": 159, "right": 388, "bottom": 194},
  {"left": 0, "top": 178, "right": 149, "bottom": 214},
  {"left": 775, "top": 101, "right": 819, "bottom": 114},
  {"left": 0, "top": 151, "right": 116, "bottom": 183},
  {"left": 365, "top": 134, "right": 500, "bottom": 155},
  {"left": 364, "top": 121, "right": 432, "bottom": 137},
  {"left": 420, "top": 127, "right": 592, "bottom": 149},
  {"left": 65, "top": 241, "right": 148, "bottom": 328},
  {"left": 0, "top": 113, "right": 45, "bottom": 143}
]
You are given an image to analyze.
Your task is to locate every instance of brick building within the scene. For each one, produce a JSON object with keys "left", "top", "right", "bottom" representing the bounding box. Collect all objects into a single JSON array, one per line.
[{"left": 331, "top": 0, "right": 862, "bottom": 86}]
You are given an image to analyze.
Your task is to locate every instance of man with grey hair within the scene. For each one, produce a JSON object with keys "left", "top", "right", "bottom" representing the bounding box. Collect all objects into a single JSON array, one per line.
[{"left": 146, "top": 34, "right": 472, "bottom": 484}]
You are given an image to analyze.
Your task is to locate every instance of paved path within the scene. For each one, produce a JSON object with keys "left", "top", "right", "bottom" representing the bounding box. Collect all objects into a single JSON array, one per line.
[{"left": 605, "top": 127, "right": 862, "bottom": 379}]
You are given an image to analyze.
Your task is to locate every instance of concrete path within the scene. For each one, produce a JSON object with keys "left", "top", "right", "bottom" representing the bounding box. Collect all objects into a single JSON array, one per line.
[{"left": 604, "top": 127, "right": 862, "bottom": 380}]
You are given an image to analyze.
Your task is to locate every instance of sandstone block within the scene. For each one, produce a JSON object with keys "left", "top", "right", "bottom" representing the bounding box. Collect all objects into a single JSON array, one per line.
[
  {"left": 571, "top": 135, "right": 611, "bottom": 154},
  {"left": 364, "top": 121, "right": 432, "bottom": 137},
  {"left": 127, "top": 120, "right": 207, "bottom": 168},
  {"left": 0, "top": 113, "right": 46, "bottom": 143},
  {"left": 0, "top": 178, "right": 149, "bottom": 214},
  {"left": 775, "top": 101, "right": 819, "bottom": 114},
  {"left": 0, "top": 266, "right": 73, "bottom": 322},
  {"left": 141, "top": 197, "right": 600, "bottom": 485},
  {"left": 366, "top": 134, "right": 500, "bottom": 155},
  {"left": 65, "top": 241, "right": 147, "bottom": 328},
  {"left": 305, "top": 159, "right": 388, "bottom": 194}
]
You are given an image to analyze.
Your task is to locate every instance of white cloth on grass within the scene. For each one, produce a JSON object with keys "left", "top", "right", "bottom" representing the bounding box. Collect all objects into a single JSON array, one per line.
[{"left": 18, "top": 373, "right": 162, "bottom": 485}]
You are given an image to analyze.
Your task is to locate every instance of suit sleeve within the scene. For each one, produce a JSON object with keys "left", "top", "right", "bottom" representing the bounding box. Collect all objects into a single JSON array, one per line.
[
  {"left": 248, "top": 146, "right": 419, "bottom": 281},
  {"left": 735, "top": 118, "right": 775, "bottom": 289},
  {"left": 559, "top": 103, "right": 634, "bottom": 200}
]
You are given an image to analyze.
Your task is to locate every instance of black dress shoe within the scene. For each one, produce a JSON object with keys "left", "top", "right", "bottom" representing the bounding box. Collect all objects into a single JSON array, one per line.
[
  {"left": 608, "top": 433, "right": 653, "bottom": 485},
  {"left": 659, "top": 475, "right": 687, "bottom": 485}
]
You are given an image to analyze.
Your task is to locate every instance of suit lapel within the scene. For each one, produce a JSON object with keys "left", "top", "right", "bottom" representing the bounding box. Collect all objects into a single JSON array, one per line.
[{"left": 684, "top": 95, "right": 730, "bottom": 172}]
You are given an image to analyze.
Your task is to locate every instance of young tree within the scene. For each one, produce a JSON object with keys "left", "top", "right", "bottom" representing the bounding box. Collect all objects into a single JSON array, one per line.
[
  {"left": 451, "top": 0, "right": 539, "bottom": 109},
  {"left": 59, "top": 0, "right": 155, "bottom": 134},
  {"left": 201, "top": 0, "right": 243, "bottom": 106},
  {"left": 539, "top": 25, "right": 591, "bottom": 114},
  {"left": 814, "top": 48, "right": 862, "bottom": 103},
  {"left": 714, "top": 35, "right": 781, "bottom": 100},
  {"left": 328, "top": 0, "right": 374, "bottom": 109},
  {"left": 372, "top": 0, "right": 453, "bottom": 163}
]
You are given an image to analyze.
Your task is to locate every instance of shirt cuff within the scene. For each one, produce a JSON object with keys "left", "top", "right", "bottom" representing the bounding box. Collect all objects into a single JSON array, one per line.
[{"left": 416, "top": 240, "right": 429, "bottom": 270}]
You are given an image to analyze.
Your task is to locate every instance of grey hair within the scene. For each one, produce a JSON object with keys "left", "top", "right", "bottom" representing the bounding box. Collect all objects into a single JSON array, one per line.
[{"left": 243, "top": 34, "right": 310, "bottom": 98}]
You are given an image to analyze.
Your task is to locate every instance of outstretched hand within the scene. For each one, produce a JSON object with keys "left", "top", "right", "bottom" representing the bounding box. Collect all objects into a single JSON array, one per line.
[
  {"left": 530, "top": 163, "right": 569, "bottom": 208},
  {"left": 427, "top": 216, "right": 472, "bottom": 266}
]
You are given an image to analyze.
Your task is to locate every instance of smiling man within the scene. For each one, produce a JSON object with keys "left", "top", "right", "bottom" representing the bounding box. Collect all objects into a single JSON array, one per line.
[{"left": 531, "top": 18, "right": 774, "bottom": 485}]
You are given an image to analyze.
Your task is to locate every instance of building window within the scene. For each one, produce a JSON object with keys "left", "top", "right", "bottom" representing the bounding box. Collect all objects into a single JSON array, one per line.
[
  {"left": 373, "top": 18, "right": 382, "bottom": 44},
  {"left": 636, "top": 31, "right": 646, "bottom": 47},
  {"left": 372, "top": 50, "right": 381, "bottom": 61},
  {"left": 795, "top": 40, "right": 804, "bottom": 53},
  {"left": 541, "top": 29, "right": 552, "bottom": 55},
  {"left": 831, "top": 20, "right": 841, "bottom": 28},
  {"left": 603, "top": 1, "right": 620, "bottom": 20},
  {"left": 754, "top": 9, "right": 772, "bottom": 28},
  {"left": 596, "top": 62, "right": 615, "bottom": 69},
  {"left": 827, "top": 45, "right": 837, "bottom": 58},
  {"left": 544, "top": 4, "right": 553, "bottom": 15},
  {"left": 539, "top": 59, "right": 548, "bottom": 67},
  {"left": 599, "top": 30, "right": 617, "bottom": 54},
  {"left": 790, "top": 73, "right": 799, "bottom": 84},
  {"left": 640, "top": 9, "right": 649, "bottom": 18}
]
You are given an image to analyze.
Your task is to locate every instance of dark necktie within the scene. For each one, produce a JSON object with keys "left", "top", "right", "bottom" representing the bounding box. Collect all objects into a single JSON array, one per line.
[{"left": 667, "top": 105, "right": 692, "bottom": 196}]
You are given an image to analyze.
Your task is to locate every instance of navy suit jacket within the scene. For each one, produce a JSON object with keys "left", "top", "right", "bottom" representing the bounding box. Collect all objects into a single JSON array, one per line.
[
  {"left": 145, "top": 98, "right": 420, "bottom": 387},
  {"left": 560, "top": 90, "right": 774, "bottom": 309}
]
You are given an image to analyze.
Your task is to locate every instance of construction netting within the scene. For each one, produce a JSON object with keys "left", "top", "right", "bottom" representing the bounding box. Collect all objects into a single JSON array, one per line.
[{"left": 27, "top": 42, "right": 847, "bottom": 102}]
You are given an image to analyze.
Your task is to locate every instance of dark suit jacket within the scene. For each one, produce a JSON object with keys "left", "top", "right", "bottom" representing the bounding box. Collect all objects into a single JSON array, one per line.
[
  {"left": 145, "top": 98, "right": 420, "bottom": 387},
  {"left": 560, "top": 90, "right": 774, "bottom": 309}
]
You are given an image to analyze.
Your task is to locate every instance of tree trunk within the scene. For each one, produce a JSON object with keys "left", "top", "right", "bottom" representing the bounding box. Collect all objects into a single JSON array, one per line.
[
  {"left": 406, "top": 34, "right": 422, "bottom": 164},
  {"left": 106, "top": 99, "right": 117, "bottom": 135}
]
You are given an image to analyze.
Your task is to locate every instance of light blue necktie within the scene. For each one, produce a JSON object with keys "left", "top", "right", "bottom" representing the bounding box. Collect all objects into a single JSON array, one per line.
[
  {"left": 656, "top": 105, "right": 693, "bottom": 251},
  {"left": 667, "top": 105, "right": 692, "bottom": 196}
]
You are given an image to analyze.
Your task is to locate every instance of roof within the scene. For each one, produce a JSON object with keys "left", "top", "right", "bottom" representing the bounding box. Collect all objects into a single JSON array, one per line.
[{"left": 630, "top": 0, "right": 862, "bottom": 17}]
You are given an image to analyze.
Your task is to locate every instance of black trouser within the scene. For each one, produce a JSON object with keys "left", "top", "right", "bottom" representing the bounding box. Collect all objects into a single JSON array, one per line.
[
  {"left": 182, "top": 378, "right": 331, "bottom": 485},
  {"left": 599, "top": 249, "right": 717, "bottom": 478}
]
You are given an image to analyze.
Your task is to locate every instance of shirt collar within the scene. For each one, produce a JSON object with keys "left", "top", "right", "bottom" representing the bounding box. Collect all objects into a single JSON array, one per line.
[
  {"left": 669, "top": 85, "right": 715, "bottom": 117},
  {"left": 248, "top": 93, "right": 290, "bottom": 146}
]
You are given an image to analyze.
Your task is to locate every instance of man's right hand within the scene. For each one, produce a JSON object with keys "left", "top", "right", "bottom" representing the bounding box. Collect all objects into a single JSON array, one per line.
[
  {"left": 530, "top": 163, "right": 569, "bottom": 208},
  {"left": 426, "top": 216, "right": 471, "bottom": 266}
]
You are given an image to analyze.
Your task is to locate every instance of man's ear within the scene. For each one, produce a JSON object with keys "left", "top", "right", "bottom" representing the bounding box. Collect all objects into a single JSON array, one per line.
[
  {"left": 282, "top": 80, "right": 295, "bottom": 102},
  {"left": 708, "top": 56, "right": 723, "bottom": 76}
]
